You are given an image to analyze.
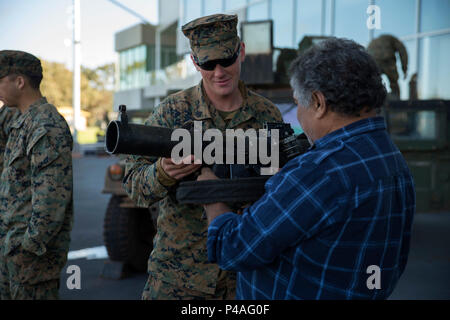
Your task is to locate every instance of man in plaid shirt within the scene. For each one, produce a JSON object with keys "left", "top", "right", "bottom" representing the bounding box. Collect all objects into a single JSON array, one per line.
[{"left": 198, "top": 38, "right": 415, "bottom": 299}]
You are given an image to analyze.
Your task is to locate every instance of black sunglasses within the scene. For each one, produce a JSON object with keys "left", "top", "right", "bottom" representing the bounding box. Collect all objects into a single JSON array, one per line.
[{"left": 194, "top": 44, "right": 241, "bottom": 71}]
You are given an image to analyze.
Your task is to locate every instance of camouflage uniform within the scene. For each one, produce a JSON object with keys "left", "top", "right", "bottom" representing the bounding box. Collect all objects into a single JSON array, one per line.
[
  {"left": 124, "top": 13, "right": 282, "bottom": 300},
  {"left": 367, "top": 34, "right": 408, "bottom": 99},
  {"left": 125, "top": 81, "right": 282, "bottom": 299},
  {"left": 0, "top": 106, "right": 19, "bottom": 172},
  {"left": 0, "top": 51, "right": 73, "bottom": 300}
]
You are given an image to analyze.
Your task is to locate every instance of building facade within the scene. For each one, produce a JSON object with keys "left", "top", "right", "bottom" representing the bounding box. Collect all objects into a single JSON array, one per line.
[{"left": 113, "top": 0, "right": 450, "bottom": 110}]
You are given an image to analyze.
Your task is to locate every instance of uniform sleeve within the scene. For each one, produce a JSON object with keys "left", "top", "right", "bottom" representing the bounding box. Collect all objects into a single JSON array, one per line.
[
  {"left": 1, "top": 106, "right": 13, "bottom": 134},
  {"left": 0, "top": 106, "right": 19, "bottom": 173},
  {"left": 21, "top": 126, "right": 73, "bottom": 256},
  {"left": 207, "top": 160, "right": 339, "bottom": 271},
  {"left": 271, "top": 104, "right": 283, "bottom": 123},
  {"left": 0, "top": 106, "right": 18, "bottom": 142},
  {"left": 122, "top": 101, "right": 175, "bottom": 207}
]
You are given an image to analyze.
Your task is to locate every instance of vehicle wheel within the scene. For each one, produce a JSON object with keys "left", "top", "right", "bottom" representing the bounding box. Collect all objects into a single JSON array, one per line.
[{"left": 103, "top": 195, "right": 156, "bottom": 272}]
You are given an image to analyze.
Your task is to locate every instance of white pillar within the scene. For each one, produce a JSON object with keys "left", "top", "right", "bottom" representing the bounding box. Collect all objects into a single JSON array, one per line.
[
  {"left": 321, "top": 0, "right": 326, "bottom": 36},
  {"left": 73, "top": 0, "right": 81, "bottom": 145},
  {"left": 368, "top": 0, "right": 375, "bottom": 42}
]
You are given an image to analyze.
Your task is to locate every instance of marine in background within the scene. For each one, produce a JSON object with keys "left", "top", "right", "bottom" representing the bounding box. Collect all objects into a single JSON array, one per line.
[
  {"left": 0, "top": 105, "right": 19, "bottom": 172},
  {"left": 0, "top": 50, "right": 73, "bottom": 300},
  {"left": 367, "top": 34, "right": 408, "bottom": 99}
]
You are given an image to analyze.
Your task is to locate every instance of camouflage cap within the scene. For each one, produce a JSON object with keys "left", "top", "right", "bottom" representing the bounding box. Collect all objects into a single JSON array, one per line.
[
  {"left": 0, "top": 50, "right": 42, "bottom": 79},
  {"left": 182, "top": 14, "right": 240, "bottom": 65}
]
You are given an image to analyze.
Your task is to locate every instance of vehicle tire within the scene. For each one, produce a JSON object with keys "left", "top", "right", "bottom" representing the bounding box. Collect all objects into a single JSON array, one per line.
[{"left": 103, "top": 195, "right": 156, "bottom": 272}]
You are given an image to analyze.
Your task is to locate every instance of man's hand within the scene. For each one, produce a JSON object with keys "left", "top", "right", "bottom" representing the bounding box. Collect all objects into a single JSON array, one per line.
[
  {"left": 161, "top": 155, "right": 202, "bottom": 180},
  {"left": 197, "top": 167, "right": 219, "bottom": 181},
  {"left": 237, "top": 203, "right": 251, "bottom": 215},
  {"left": 197, "top": 167, "right": 230, "bottom": 225}
]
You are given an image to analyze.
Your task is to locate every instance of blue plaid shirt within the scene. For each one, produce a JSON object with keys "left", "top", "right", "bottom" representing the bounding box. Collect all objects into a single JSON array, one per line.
[{"left": 207, "top": 117, "right": 415, "bottom": 299}]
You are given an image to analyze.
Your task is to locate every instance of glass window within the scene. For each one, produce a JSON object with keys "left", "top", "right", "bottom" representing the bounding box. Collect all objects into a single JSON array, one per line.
[
  {"left": 324, "top": 0, "right": 334, "bottom": 35},
  {"left": 419, "top": 34, "right": 450, "bottom": 99},
  {"left": 134, "top": 47, "right": 140, "bottom": 88},
  {"left": 120, "top": 52, "right": 126, "bottom": 90},
  {"left": 125, "top": 49, "right": 132, "bottom": 88},
  {"left": 334, "top": 0, "right": 370, "bottom": 46},
  {"left": 184, "top": 0, "right": 202, "bottom": 24},
  {"left": 242, "top": 21, "right": 273, "bottom": 54},
  {"left": 226, "top": 0, "right": 247, "bottom": 11},
  {"left": 146, "top": 45, "right": 155, "bottom": 72},
  {"left": 138, "top": 46, "right": 146, "bottom": 87},
  {"left": 272, "top": 0, "right": 294, "bottom": 47},
  {"left": 161, "top": 46, "right": 178, "bottom": 69},
  {"left": 247, "top": 1, "right": 269, "bottom": 21},
  {"left": 420, "top": 0, "right": 450, "bottom": 33},
  {"left": 132, "top": 47, "right": 138, "bottom": 88},
  {"left": 374, "top": 0, "right": 415, "bottom": 38},
  {"left": 126, "top": 49, "right": 132, "bottom": 89},
  {"left": 160, "top": 22, "right": 179, "bottom": 69},
  {"left": 398, "top": 39, "right": 416, "bottom": 100},
  {"left": 205, "top": 0, "right": 223, "bottom": 15},
  {"left": 118, "top": 45, "right": 149, "bottom": 90},
  {"left": 388, "top": 110, "right": 438, "bottom": 140},
  {"left": 296, "top": 0, "right": 322, "bottom": 45}
]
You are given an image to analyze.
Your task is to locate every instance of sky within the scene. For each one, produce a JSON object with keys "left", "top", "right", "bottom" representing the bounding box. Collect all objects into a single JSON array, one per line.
[{"left": 0, "top": 0, "right": 158, "bottom": 69}]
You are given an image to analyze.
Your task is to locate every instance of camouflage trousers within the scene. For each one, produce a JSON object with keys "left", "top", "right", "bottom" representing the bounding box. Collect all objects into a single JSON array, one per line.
[
  {"left": 142, "top": 270, "right": 236, "bottom": 300},
  {"left": 0, "top": 247, "right": 61, "bottom": 300}
]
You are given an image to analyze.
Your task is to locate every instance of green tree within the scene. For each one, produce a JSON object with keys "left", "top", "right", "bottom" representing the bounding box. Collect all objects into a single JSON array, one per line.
[
  {"left": 40, "top": 60, "right": 73, "bottom": 108},
  {"left": 40, "top": 60, "right": 114, "bottom": 127},
  {"left": 81, "top": 63, "right": 114, "bottom": 126}
]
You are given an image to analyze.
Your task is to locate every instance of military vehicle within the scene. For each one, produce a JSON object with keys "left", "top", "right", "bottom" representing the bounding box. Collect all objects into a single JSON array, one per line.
[
  {"left": 241, "top": 22, "right": 450, "bottom": 213},
  {"left": 382, "top": 100, "right": 450, "bottom": 212},
  {"left": 102, "top": 109, "right": 157, "bottom": 277}
]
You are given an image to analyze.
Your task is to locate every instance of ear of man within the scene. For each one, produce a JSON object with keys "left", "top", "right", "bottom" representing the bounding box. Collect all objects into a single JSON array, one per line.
[
  {"left": 311, "top": 91, "right": 328, "bottom": 119},
  {"left": 239, "top": 42, "right": 246, "bottom": 63},
  {"left": 16, "top": 75, "right": 26, "bottom": 90},
  {"left": 9, "top": 74, "right": 26, "bottom": 91}
]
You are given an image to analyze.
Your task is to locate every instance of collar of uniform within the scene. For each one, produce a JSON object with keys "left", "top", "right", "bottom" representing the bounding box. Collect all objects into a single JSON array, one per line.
[
  {"left": 191, "top": 80, "right": 214, "bottom": 121},
  {"left": 10, "top": 97, "right": 48, "bottom": 129},
  {"left": 192, "top": 80, "right": 257, "bottom": 128},
  {"left": 227, "top": 81, "right": 258, "bottom": 128}
]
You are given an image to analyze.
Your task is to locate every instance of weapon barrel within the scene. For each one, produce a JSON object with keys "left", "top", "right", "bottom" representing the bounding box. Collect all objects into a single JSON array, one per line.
[
  {"left": 105, "top": 120, "right": 176, "bottom": 158},
  {"left": 104, "top": 105, "right": 308, "bottom": 164}
]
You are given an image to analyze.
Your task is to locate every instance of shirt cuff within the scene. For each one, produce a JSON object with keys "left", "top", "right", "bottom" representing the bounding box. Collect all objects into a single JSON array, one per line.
[
  {"left": 207, "top": 212, "right": 239, "bottom": 263},
  {"left": 156, "top": 157, "right": 177, "bottom": 187},
  {"left": 144, "top": 163, "right": 169, "bottom": 200}
]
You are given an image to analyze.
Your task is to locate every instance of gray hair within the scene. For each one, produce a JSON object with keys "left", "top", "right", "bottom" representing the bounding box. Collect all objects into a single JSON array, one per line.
[
  {"left": 290, "top": 75, "right": 312, "bottom": 108},
  {"left": 289, "top": 37, "right": 387, "bottom": 116}
]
